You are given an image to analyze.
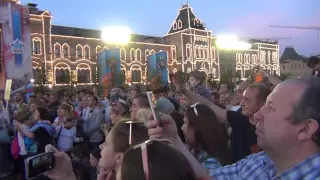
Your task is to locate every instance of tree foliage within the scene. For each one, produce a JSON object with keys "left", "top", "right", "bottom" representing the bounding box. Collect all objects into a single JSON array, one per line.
[{"left": 34, "top": 68, "right": 49, "bottom": 93}]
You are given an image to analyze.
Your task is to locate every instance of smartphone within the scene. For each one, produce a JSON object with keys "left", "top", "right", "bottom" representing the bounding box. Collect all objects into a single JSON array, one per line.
[
  {"left": 25, "top": 152, "right": 55, "bottom": 179},
  {"left": 110, "top": 92, "right": 118, "bottom": 102},
  {"left": 146, "top": 91, "right": 158, "bottom": 122}
]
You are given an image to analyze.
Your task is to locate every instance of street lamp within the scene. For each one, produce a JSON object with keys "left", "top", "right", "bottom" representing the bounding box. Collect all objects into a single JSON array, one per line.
[
  {"left": 48, "top": 84, "right": 52, "bottom": 88},
  {"left": 30, "top": 79, "right": 35, "bottom": 83},
  {"left": 101, "top": 26, "right": 131, "bottom": 44},
  {"left": 216, "top": 35, "right": 251, "bottom": 50}
]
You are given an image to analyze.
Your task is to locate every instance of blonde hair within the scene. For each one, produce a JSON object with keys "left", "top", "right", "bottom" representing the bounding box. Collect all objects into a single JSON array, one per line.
[{"left": 136, "top": 108, "right": 151, "bottom": 124}]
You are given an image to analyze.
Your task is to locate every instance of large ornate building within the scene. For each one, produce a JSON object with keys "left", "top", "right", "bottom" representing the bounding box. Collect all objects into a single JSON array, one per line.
[
  {"left": 280, "top": 46, "right": 311, "bottom": 78},
  {"left": 3, "top": 2, "right": 280, "bottom": 87}
]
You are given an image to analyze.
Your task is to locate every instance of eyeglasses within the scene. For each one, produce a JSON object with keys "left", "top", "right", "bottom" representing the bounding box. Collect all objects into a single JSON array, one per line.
[{"left": 132, "top": 139, "right": 173, "bottom": 180}]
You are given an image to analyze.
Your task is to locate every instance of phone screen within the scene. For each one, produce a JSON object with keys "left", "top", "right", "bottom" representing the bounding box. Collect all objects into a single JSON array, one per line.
[{"left": 25, "top": 152, "right": 55, "bottom": 179}]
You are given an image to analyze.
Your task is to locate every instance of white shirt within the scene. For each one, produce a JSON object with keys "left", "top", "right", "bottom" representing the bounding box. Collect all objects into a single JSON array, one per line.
[
  {"left": 82, "top": 107, "right": 90, "bottom": 122},
  {"left": 55, "top": 126, "right": 79, "bottom": 152}
]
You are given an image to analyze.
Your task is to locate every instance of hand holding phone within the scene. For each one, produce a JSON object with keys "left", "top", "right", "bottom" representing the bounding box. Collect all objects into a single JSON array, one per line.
[
  {"left": 146, "top": 91, "right": 158, "bottom": 122},
  {"left": 25, "top": 152, "right": 55, "bottom": 179}
]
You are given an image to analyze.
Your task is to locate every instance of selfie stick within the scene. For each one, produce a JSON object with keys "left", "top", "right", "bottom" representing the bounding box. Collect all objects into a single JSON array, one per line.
[{"left": 146, "top": 91, "right": 158, "bottom": 122}]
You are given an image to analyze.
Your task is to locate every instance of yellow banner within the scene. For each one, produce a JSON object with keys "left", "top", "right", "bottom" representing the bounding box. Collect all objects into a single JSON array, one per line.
[{"left": 4, "top": 79, "right": 12, "bottom": 100}]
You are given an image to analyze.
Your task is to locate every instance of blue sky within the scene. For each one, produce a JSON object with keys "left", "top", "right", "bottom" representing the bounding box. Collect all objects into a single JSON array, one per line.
[{"left": 21, "top": 0, "right": 320, "bottom": 56}]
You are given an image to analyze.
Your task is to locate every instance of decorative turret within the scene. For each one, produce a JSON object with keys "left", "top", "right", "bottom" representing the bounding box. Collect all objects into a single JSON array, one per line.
[{"left": 167, "top": 3, "right": 205, "bottom": 35}]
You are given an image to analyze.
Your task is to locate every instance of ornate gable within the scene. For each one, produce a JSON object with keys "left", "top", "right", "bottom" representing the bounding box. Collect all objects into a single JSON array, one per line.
[{"left": 167, "top": 3, "right": 205, "bottom": 35}]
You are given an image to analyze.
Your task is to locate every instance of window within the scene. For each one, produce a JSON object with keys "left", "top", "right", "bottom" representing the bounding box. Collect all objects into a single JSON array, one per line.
[
  {"left": 54, "top": 46, "right": 60, "bottom": 57},
  {"left": 63, "top": 46, "right": 69, "bottom": 57},
  {"left": 283, "top": 65, "right": 285, "bottom": 70},
  {"left": 131, "top": 70, "right": 141, "bottom": 82},
  {"left": 33, "top": 68, "right": 41, "bottom": 82},
  {"left": 186, "top": 44, "right": 192, "bottom": 59},
  {"left": 202, "top": 48, "right": 207, "bottom": 59},
  {"left": 33, "top": 39, "right": 41, "bottom": 54},
  {"left": 130, "top": 48, "right": 135, "bottom": 61},
  {"left": 84, "top": 47, "right": 90, "bottom": 59},
  {"left": 136, "top": 49, "right": 142, "bottom": 61},
  {"left": 76, "top": 46, "right": 82, "bottom": 58},
  {"left": 120, "top": 48, "right": 126, "bottom": 60},
  {"left": 77, "top": 69, "right": 90, "bottom": 83},
  {"left": 55, "top": 69, "right": 70, "bottom": 84},
  {"left": 171, "top": 46, "right": 176, "bottom": 60}
]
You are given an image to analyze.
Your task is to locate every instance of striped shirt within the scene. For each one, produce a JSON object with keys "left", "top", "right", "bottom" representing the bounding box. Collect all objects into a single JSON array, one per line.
[
  {"left": 212, "top": 151, "right": 320, "bottom": 180},
  {"left": 192, "top": 84, "right": 213, "bottom": 102}
]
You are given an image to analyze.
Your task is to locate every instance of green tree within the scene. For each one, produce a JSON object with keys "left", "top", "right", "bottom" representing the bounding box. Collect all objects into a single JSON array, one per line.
[
  {"left": 34, "top": 68, "right": 49, "bottom": 93},
  {"left": 219, "top": 72, "right": 231, "bottom": 86},
  {"left": 119, "top": 70, "right": 126, "bottom": 85}
]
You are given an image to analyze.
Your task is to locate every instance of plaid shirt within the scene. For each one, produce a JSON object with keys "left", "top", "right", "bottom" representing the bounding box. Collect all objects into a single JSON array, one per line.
[
  {"left": 197, "top": 151, "right": 222, "bottom": 177},
  {"left": 192, "top": 83, "right": 213, "bottom": 102},
  {"left": 212, "top": 151, "right": 320, "bottom": 180}
]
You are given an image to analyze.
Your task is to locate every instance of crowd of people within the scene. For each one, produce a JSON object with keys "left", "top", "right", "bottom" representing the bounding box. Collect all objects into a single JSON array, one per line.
[{"left": 0, "top": 69, "right": 319, "bottom": 180}]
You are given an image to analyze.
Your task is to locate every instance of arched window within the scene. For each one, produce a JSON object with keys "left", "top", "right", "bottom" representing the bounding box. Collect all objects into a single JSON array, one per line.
[
  {"left": 202, "top": 47, "right": 207, "bottom": 59},
  {"left": 33, "top": 68, "right": 41, "bottom": 82},
  {"left": 272, "top": 52, "right": 277, "bottom": 63},
  {"left": 186, "top": 44, "right": 192, "bottom": 59},
  {"left": 178, "top": 20, "right": 182, "bottom": 29},
  {"left": 32, "top": 38, "right": 41, "bottom": 54},
  {"left": 173, "top": 22, "right": 177, "bottom": 30},
  {"left": 145, "top": 49, "right": 150, "bottom": 60},
  {"left": 236, "top": 53, "right": 243, "bottom": 64},
  {"left": 53, "top": 43, "right": 61, "bottom": 58},
  {"left": 131, "top": 70, "right": 141, "bottom": 82},
  {"left": 55, "top": 68, "right": 70, "bottom": 84},
  {"left": 77, "top": 69, "right": 91, "bottom": 83},
  {"left": 120, "top": 47, "right": 126, "bottom": 61},
  {"left": 130, "top": 48, "right": 135, "bottom": 61},
  {"left": 260, "top": 51, "right": 266, "bottom": 63},
  {"left": 244, "top": 54, "right": 250, "bottom": 64},
  {"left": 76, "top": 45, "right": 83, "bottom": 58},
  {"left": 62, "top": 44, "right": 69, "bottom": 58},
  {"left": 210, "top": 47, "right": 216, "bottom": 60},
  {"left": 84, "top": 45, "right": 90, "bottom": 59},
  {"left": 136, "top": 49, "right": 142, "bottom": 61},
  {"left": 171, "top": 46, "right": 177, "bottom": 60},
  {"left": 150, "top": 49, "right": 155, "bottom": 55}
]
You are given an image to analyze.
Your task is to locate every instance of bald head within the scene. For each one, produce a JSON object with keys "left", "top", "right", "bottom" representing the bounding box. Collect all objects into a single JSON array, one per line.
[{"left": 238, "top": 81, "right": 250, "bottom": 91}]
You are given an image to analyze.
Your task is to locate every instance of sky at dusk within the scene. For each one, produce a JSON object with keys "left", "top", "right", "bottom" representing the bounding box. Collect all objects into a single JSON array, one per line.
[{"left": 21, "top": 0, "right": 320, "bottom": 56}]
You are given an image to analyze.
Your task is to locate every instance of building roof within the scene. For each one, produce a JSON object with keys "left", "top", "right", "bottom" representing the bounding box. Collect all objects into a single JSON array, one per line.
[
  {"left": 167, "top": 3, "right": 205, "bottom": 35},
  {"left": 51, "top": 25, "right": 166, "bottom": 44},
  {"left": 280, "top": 46, "right": 306, "bottom": 62}
]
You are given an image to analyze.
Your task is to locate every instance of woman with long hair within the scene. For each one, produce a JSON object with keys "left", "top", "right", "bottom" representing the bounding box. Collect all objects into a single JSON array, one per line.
[{"left": 182, "top": 103, "right": 231, "bottom": 175}]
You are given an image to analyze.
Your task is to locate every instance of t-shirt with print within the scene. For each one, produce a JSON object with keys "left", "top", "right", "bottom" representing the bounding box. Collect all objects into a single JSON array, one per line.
[{"left": 227, "top": 110, "right": 260, "bottom": 163}]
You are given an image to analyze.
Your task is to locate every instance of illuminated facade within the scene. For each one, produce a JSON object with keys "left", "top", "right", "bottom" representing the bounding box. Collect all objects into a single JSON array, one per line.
[
  {"left": 219, "top": 41, "right": 280, "bottom": 78},
  {"left": 23, "top": 3, "right": 279, "bottom": 86},
  {"left": 280, "top": 46, "right": 310, "bottom": 78}
]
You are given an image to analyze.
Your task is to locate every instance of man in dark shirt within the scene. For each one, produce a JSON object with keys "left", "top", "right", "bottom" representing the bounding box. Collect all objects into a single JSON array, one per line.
[{"left": 181, "top": 83, "right": 270, "bottom": 162}]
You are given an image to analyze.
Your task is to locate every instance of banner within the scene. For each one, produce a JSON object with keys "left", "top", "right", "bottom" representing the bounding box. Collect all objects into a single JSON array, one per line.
[
  {"left": 147, "top": 51, "right": 168, "bottom": 88},
  {"left": 0, "top": 3, "right": 32, "bottom": 90},
  {"left": 98, "top": 48, "right": 121, "bottom": 96}
]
